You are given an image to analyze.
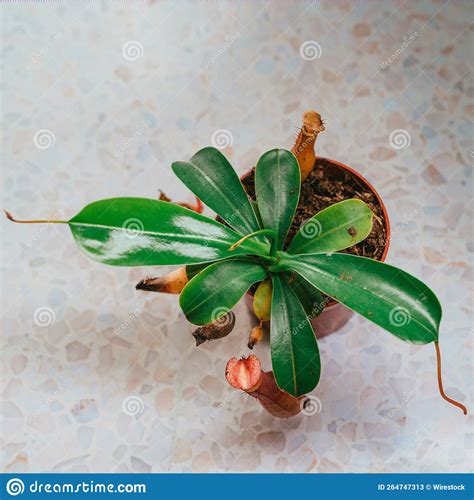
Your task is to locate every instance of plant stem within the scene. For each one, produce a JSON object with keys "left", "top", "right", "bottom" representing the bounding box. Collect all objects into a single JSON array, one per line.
[
  {"left": 267, "top": 252, "right": 290, "bottom": 273},
  {"left": 434, "top": 341, "right": 467, "bottom": 415},
  {"left": 269, "top": 238, "right": 278, "bottom": 258},
  {"left": 4, "top": 210, "right": 66, "bottom": 224}
]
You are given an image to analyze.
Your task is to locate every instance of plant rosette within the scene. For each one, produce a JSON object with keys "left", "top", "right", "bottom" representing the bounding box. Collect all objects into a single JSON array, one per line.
[
  {"left": 6, "top": 111, "right": 467, "bottom": 419},
  {"left": 240, "top": 154, "right": 391, "bottom": 339}
]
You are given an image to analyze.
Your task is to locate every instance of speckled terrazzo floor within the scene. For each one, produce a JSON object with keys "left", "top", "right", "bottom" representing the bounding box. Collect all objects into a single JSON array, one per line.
[{"left": 1, "top": 1, "right": 472, "bottom": 473}]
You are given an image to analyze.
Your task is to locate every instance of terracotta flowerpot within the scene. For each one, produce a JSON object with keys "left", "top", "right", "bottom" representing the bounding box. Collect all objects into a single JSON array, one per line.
[{"left": 242, "top": 156, "right": 390, "bottom": 339}]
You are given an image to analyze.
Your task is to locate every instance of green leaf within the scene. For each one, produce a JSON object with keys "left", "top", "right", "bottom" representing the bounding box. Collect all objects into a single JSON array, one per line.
[
  {"left": 68, "top": 198, "right": 269, "bottom": 266},
  {"left": 270, "top": 273, "right": 321, "bottom": 397},
  {"left": 288, "top": 199, "right": 374, "bottom": 254},
  {"left": 277, "top": 253, "right": 441, "bottom": 344},
  {"left": 249, "top": 200, "right": 263, "bottom": 229},
  {"left": 255, "top": 149, "right": 300, "bottom": 250},
  {"left": 185, "top": 255, "right": 257, "bottom": 280},
  {"left": 185, "top": 262, "right": 214, "bottom": 280},
  {"left": 286, "top": 273, "right": 326, "bottom": 319},
  {"left": 180, "top": 259, "right": 267, "bottom": 325},
  {"left": 172, "top": 147, "right": 260, "bottom": 236}
]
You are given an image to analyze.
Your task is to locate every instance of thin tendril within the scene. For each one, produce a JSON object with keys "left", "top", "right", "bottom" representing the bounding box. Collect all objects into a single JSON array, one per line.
[
  {"left": 4, "top": 210, "right": 65, "bottom": 224},
  {"left": 435, "top": 341, "right": 467, "bottom": 415}
]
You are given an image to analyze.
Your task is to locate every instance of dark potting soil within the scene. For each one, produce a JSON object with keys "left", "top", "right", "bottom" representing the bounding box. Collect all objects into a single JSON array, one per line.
[{"left": 241, "top": 158, "right": 387, "bottom": 260}]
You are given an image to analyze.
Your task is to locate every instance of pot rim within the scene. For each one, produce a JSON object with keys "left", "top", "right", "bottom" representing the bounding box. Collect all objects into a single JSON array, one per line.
[{"left": 241, "top": 156, "right": 391, "bottom": 308}]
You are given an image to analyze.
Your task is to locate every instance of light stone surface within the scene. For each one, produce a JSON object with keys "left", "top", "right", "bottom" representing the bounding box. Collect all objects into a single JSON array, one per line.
[{"left": 1, "top": 1, "right": 472, "bottom": 473}]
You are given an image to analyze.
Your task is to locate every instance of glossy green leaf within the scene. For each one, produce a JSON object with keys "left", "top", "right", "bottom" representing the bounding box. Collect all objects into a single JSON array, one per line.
[
  {"left": 172, "top": 147, "right": 260, "bottom": 236},
  {"left": 277, "top": 252, "right": 441, "bottom": 344},
  {"left": 185, "top": 255, "right": 257, "bottom": 280},
  {"left": 270, "top": 273, "right": 321, "bottom": 397},
  {"left": 185, "top": 261, "right": 214, "bottom": 280},
  {"left": 286, "top": 273, "right": 326, "bottom": 319},
  {"left": 68, "top": 198, "right": 269, "bottom": 266},
  {"left": 180, "top": 259, "right": 267, "bottom": 325},
  {"left": 288, "top": 199, "right": 374, "bottom": 254},
  {"left": 249, "top": 200, "right": 263, "bottom": 229},
  {"left": 255, "top": 149, "right": 300, "bottom": 250}
]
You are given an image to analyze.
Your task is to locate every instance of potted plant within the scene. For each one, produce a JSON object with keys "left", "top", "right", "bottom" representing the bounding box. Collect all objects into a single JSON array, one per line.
[{"left": 6, "top": 112, "right": 467, "bottom": 419}]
